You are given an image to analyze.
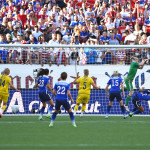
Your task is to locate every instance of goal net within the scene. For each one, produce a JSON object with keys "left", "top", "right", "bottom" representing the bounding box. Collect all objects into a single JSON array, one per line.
[{"left": 0, "top": 44, "right": 150, "bottom": 116}]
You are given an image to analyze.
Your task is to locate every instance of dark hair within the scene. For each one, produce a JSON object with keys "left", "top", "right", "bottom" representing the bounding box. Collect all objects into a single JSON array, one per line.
[
  {"left": 61, "top": 72, "right": 67, "bottom": 80},
  {"left": 44, "top": 69, "right": 49, "bottom": 75},
  {"left": 37, "top": 68, "right": 45, "bottom": 77}
]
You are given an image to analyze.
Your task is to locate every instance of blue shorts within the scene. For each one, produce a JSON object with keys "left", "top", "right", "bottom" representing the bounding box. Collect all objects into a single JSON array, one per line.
[
  {"left": 55, "top": 100, "right": 71, "bottom": 111},
  {"left": 132, "top": 95, "right": 141, "bottom": 108},
  {"left": 39, "top": 92, "right": 51, "bottom": 102},
  {"left": 109, "top": 91, "right": 122, "bottom": 102}
]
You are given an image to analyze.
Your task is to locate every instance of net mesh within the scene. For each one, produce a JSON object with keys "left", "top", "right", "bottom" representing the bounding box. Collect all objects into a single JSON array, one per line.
[{"left": 0, "top": 45, "right": 150, "bottom": 116}]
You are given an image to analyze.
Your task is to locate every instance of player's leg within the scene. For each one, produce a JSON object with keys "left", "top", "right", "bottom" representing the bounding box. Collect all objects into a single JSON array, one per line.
[
  {"left": 124, "top": 79, "right": 134, "bottom": 111},
  {"left": 105, "top": 92, "right": 114, "bottom": 119},
  {"left": 74, "top": 94, "right": 83, "bottom": 115},
  {"left": 0, "top": 95, "right": 9, "bottom": 117},
  {"left": 49, "top": 100, "right": 61, "bottom": 127},
  {"left": 129, "top": 102, "right": 143, "bottom": 117},
  {"left": 80, "top": 95, "right": 90, "bottom": 117},
  {"left": 116, "top": 92, "right": 126, "bottom": 118},
  {"left": 39, "top": 101, "right": 46, "bottom": 120},
  {"left": 47, "top": 98, "right": 55, "bottom": 118},
  {"left": 65, "top": 102, "right": 76, "bottom": 127}
]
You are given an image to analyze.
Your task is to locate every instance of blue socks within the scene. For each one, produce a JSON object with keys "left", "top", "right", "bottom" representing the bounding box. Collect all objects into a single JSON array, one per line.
[
  {"left": 40, "top": 107, "right": 45, "bottom": 117},
  {"left": 133, "top": 109, "right": 141, "bottom": 114},
  {"left": 120, "top": 106, "right": 125, "bottom": 115},
  {"left": 69, "top": 112, "right": 75, "bottom": 124},
  {"left": 51, "top": 112, "right": 57, "bottom": 123},
  {"left": 48, "top": 105, "right": 54, "bottom": 114},
  {"left": 106, "top": 106, "right": 112, "bottom": 115}
]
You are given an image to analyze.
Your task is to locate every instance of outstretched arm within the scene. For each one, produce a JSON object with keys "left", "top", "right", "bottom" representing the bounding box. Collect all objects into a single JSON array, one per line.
[
  {"left": 92, "top": 82, "right": 100, "bottom": 89},
  {"left": 9, "top": 82, "right": 21, "bottom": 92},
  {"left": 139, "top": 59, "right": 146, "bottom": 69}
]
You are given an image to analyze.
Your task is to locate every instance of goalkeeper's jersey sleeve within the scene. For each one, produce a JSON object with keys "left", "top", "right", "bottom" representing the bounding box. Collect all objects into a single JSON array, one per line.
[
  {"left": 127, "top": 62, "right": 139, "bottom": 80},
  {"left": 76, "top": 77, "right": 94, "bottom": 95}
]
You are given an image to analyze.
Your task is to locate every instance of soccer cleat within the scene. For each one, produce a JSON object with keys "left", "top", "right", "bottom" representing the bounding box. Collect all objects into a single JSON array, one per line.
[
  {"left": 49, "top": 123, "right": 53, "bottom": 127},
  {"left": 0, "top": 113, "right": 2, "bottom": 118},
  {"left": 129, "top": 112, "right": 133, "bottom": 117},
  {"left": 38, "top": 117, "right": 44, "bottom": 120},
  {"left": 105, "top": 115, "right": 108, "bottom": 119},
  {"left": 124, "top": 105, "right": 130, "bottom": 112},
  {"left": 123, "top": 115, "right": 127, "bottom": 119},
  {"left": 46, "top": 114, "right": 52, "bottom": 119},
  {"left": 72, "top": 123, "right": 77, "bottom": 127}
]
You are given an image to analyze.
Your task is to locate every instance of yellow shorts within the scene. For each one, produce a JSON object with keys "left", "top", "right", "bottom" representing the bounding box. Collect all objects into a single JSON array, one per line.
[
  {"left": 0, "top": 94, "right": 9, "bottom": 103},
  {"left": 76, "top": 94, "right": 90, "bottom": 104}
]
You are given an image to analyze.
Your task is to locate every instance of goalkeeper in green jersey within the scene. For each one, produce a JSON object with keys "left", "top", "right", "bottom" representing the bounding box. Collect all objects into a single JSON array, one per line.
[{"left": 124, "top": 56, "right": 147, "bottom": 111}]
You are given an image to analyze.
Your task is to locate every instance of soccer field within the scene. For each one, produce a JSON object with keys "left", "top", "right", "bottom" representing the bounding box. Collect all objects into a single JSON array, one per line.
[{"left": 0, "top": 116, "right": 150, "bottom": 150}]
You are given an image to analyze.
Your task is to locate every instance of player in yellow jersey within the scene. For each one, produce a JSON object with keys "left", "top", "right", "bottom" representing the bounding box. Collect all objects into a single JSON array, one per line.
[
  {"left": 0, "top": 68, "right": 21, "bottom": 118},
  {"left": 74, "top": 69, "right": 100, "bottom": 117}
]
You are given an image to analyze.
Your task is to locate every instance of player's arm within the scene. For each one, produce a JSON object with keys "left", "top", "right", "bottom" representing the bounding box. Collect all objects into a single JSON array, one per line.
[
  {"left": 9, "top": 82, "right": 21, "bottom": 93},
  {"left": 139, "top": 59, "right": 146, "bottom": 69},
  {"left": 105, "top": 84, "right": 110, "bottom": 98},
  {"left": 47, "top": 83, "right": 53, "bottom": 93},
  {"left": 92, "top": 82, "right": 100, "bottom": 89},
  {"left": 33, "top": 82, "right": 39, "bottom": 88},
  {"left": 52, "top": 89, "right": 57, "bottom": 96},
  {"left": 120, "top": 82, "right": 125, "bottom": 98},
  {"left": 67, "top": 90, "right": 74, "bottom": 104},
  {"left": 73, "top": 72, "right": 80, "bottom": 84}
]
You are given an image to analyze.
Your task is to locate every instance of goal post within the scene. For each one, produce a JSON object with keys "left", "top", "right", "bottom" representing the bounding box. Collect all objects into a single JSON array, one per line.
[{"left": 0, "top": 44, "right": 150, "bottom": 116}]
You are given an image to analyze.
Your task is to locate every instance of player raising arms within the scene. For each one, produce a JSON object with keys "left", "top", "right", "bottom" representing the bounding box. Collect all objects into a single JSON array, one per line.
[
  {"left": 124, "top": 56, "right": 146, "bottom": 111},
  {"left": 105, "top": 71, "right": 126, "bottom": 119},
  {"left": 73, "top": 69, "right": 100, "bottom": 117},
  {"left": 0, "top": 68, "right": 21, "bottom": 118},
  {"left": 129, "top": 88, "right": 150, "bottom": 117},
  {"left": 49, "top": 72, "right": 76, "bottom": 127},
  {"left": 34, "top": 68, "right": 54, "bottom": 120}
]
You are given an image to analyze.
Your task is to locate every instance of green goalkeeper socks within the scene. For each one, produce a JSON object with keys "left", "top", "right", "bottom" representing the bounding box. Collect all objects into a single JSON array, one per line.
[{"left": 125, "top": 96, "right": 131, "bottom": 106}]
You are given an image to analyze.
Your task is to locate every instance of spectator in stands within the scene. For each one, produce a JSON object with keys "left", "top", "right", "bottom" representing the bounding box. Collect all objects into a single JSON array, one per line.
[
  {"left": 79, "top": 47, "right": 87, "bottom": 65},
  {"left": 62, "top": 29, "right": 72, "bottom": 44},
  {"left": 32, "top": 25, "right": 43, "bottom": 41},
  {"left": 115, "top": 49, "right": 126, "bottom": 65}
]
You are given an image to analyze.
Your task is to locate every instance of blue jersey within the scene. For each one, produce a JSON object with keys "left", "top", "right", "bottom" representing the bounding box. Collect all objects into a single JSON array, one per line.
[
  {"left": 133, "top": 90, "right": 150, "bottom": 102},
  {"left": 54, "top": 81, "right": 70, "bottom": 100},
  {"left": 107, "top": 77, "right": 122, "bottom": 92},
  {"left": 37, "top": 76, "right": 50, "bottom": 93}
]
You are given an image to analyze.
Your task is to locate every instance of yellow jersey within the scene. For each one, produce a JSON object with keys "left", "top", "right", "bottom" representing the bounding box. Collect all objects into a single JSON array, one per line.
[
  {"left": 0, "top": 75, "right": 11, "bottom": 96},
  {"left": 76, "top": 76, "right": 94, "bottom": 95}
]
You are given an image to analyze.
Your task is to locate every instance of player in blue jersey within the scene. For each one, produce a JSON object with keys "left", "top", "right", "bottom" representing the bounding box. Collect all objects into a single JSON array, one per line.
[
  {"left": 129, "top": 88, "right": 150, "bottom": 117},
  {"left": 105, "top": 71, "right": 126, "bottom": 119},
  {"left": 34, "top": 69, "right": 54, "bottom": 120},
  {"left": 49, "top": 72, "right": 76, "bottom": 127}
]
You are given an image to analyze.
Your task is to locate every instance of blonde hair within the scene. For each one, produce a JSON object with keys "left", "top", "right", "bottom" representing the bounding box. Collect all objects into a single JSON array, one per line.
[
  {"left": 113, "top": 71, "right": 119, "bottom": 76},
  {"left": 1, "top": 68, "right": 9, "bottom": 75},
  {"left": 84, "top": 69, "right": 89, "bottom": 75},
  {"left": 131, "top": 56, "right": 138, "bottom": 61}
]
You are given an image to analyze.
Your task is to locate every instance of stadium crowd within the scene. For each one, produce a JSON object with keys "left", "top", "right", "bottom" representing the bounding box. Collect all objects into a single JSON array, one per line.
[{"left": 0, "top": 0, "right": 150, "bottom": 66}]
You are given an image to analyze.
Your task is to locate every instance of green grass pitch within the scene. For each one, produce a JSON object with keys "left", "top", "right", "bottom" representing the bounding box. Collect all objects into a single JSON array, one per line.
[{"left": 0, "top": 116, "right": 150, "bottom": 150}]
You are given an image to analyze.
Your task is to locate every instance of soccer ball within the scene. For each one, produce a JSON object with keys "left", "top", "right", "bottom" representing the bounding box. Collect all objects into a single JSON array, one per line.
[{"left": 11, "top": 105, "right": 19, "bottom": 114}]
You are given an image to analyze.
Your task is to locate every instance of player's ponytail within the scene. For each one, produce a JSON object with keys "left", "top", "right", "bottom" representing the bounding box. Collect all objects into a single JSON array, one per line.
[{"left": 37, "top": 68, "right": 45, "bottom": 77}]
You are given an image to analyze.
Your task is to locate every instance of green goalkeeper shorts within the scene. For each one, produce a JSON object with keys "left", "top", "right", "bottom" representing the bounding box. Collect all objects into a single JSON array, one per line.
[{"left": 125, "top": 78, "right": 133, "bottom": 92}]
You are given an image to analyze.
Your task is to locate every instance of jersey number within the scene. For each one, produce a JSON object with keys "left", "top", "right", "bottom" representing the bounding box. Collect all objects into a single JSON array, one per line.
[
  {"left": 83, "top": 82, "right": 87, "bottom": 89},
  {"left": 0, "top": 79, "right": 5, "bottom": 87},
  {"left": 39, "top": 80, "right": 44, "bottom": 87},
  {"left": 112, "top": 80, "right": 119, "bottom": 87},
  {"left": 57, "top": 86, "right": 65, "bottom": 94}
]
